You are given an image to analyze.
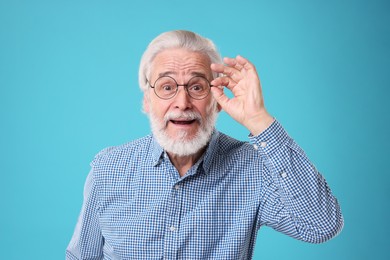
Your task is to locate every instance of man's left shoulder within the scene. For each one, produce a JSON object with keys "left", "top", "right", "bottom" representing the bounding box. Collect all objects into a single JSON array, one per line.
[{"left": 214, "top": 131, "right": 257, "bottom": 156}]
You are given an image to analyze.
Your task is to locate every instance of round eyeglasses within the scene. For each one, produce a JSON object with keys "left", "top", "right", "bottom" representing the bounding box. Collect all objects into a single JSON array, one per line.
[{"left": 148, "top": 76, "right": 213, "bottom": 100}]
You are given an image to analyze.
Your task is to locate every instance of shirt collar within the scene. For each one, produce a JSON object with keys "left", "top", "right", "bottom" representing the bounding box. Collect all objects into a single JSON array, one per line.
[{"left": 151, "top": 136, "right": 165, "bottom": 166}]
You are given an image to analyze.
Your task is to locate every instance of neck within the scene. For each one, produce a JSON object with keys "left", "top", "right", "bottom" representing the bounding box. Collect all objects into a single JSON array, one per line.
[{"left": 167, "top": 148, "right": 205, "bottom": 177}]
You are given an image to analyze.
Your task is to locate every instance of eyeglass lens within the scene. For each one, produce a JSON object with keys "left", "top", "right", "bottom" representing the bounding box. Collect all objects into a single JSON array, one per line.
[{"left": 153, "top": 76, "right": 210, "bottom": 100}]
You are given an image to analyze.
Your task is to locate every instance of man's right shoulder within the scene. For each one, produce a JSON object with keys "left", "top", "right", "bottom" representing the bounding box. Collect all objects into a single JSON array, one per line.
[{"left": 90, "top": 135, "right": 154, "bottom": 168}]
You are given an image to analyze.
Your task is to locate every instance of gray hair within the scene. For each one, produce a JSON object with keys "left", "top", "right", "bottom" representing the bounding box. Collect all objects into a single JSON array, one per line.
[{"left": 138, "top": 30, "right": 222, "bottom": 92}]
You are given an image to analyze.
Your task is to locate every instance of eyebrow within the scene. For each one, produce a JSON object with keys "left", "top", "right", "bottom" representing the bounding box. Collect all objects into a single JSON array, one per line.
[
  {"left": 158, "top": 71, "right": 174, "bottom": 78},
  {"left": 158, "top": 71, "right": 208, "bottom": 78}
]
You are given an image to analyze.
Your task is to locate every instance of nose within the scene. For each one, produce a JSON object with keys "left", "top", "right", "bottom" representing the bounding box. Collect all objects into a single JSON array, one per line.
[{"left": 172, "top": 85, "right": 192, "bottom": 110}]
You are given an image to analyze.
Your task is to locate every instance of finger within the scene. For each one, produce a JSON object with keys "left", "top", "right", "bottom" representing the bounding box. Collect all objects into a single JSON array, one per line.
[
  {"left": 235, "top": 55, "right": 257, "bottom": 72},
  {"left": 223, "top": 57, "right": 243, "bottom": 71},
  {"left": 210, "top": 76, "right": 237, "bottom": 91},
  {"left": 210, "top": 63, "right": 242, "bottom": 82}
]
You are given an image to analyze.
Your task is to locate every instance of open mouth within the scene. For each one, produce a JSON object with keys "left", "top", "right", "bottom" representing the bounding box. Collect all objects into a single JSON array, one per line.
[{"left": 170, "top": 119, "right": 196, "bottom": 125}]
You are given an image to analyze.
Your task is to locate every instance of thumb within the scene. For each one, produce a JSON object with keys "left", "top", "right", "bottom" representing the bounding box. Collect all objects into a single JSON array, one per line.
[{"left": 210, "top": 86, "right": 229, "bottom": 110}]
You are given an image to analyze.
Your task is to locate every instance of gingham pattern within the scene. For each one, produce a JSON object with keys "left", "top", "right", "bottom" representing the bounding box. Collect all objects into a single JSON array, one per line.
[{"left": 66, "top": 120, "right": 343, "bottom": 260}]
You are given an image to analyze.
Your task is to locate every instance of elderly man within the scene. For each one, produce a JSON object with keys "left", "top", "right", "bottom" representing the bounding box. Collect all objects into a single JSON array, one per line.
[{"left": 66, "top": 30, "right": 343, "bottom": 259}]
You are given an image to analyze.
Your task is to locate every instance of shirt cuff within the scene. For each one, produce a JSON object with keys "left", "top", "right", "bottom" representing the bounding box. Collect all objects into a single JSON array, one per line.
[{"left": 248, "top": 119, "right": 289, "bottom": 156}]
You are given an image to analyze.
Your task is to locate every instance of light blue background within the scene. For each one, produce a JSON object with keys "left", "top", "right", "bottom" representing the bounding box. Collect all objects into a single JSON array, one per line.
[{"left": 1, "top": 0, "right": 389, "bottom": 259}]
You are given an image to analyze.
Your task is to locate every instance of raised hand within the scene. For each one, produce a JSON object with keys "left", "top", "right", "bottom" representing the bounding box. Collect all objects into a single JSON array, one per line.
[{"left": 210, "top": 55, "right": 274, "bottom": 136}]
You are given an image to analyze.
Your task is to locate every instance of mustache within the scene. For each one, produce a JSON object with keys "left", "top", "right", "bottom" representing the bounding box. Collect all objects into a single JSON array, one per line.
[{"left": 163, "top": 110, "right": 202, "bottom": 125}]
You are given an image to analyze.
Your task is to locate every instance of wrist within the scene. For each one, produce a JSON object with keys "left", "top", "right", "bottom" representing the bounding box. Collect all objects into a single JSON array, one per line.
[{"left": 245, "top": 111, "right": 275, "bottom": 136}]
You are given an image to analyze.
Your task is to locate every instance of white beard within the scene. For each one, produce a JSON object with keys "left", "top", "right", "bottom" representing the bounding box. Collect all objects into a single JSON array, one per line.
[{"left": 149, "top": 101, "right": 218, "bottom": 156}]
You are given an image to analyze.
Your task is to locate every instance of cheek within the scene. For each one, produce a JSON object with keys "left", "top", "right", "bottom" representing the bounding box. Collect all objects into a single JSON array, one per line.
[
  {"left": 197, "top": 100, "right": 215, "bottom": 118},
  {"left": 149, "top": 99, "right": 170, "bottom": 118}
]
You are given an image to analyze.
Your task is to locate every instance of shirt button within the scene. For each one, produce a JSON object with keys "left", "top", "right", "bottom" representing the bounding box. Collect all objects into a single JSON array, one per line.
[
  {"left": 174, "top": 184, "right": 180, "bottom": 190},
  {"left": 260, "top": 142, "right": 267, "bottom": 148},
  {"left": 253, "top": 144, "right": 258, "bottom": 150},
  {"left": 169, "top": 226, "right": 176, "bottom": 232},
  {"left": 281, "top": 171, "right": 287, "bottom": 178}
]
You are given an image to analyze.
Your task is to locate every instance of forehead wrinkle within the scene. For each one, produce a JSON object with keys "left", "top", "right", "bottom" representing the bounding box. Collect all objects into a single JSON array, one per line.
[
  {"left": 151, "top": 50, "right": 212, "bottom": 81},
  {"left": 158, "top": 60, "right": 209, "bottom": 76},
  {"left": 158, "top": 71, "right": 208, "bottom": 78}
]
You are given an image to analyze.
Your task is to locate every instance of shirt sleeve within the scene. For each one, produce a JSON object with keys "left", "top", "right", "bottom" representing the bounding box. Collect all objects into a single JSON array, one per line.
[
  {"left": 249, "top": 120, "right": 344, "bottom": 243},
  {"left": 66, "top": 169, "right": 104, "bottom": 259}
]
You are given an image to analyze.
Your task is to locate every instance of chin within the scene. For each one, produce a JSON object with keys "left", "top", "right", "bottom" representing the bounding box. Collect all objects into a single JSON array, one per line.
[
  {"left": 168, "top": 129, "right": 198, "bottom": 141},
  {"left": 160, "top": 129, "right": 210, "bottom": 156}
]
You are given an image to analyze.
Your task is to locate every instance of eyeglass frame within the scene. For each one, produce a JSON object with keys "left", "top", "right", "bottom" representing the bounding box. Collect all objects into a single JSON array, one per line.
[{"left": 147, "top": 75, "right": 214, "bottom": 100}]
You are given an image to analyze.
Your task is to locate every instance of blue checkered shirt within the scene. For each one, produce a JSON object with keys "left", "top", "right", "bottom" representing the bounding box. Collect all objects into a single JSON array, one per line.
[{"left": 66, "top": 120, "right": 343, "bottom": 259}]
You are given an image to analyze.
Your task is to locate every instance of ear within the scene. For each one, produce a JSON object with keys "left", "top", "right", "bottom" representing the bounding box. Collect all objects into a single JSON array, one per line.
[{"left": 143, "top": 94, "right": 150, "bottom": 114}]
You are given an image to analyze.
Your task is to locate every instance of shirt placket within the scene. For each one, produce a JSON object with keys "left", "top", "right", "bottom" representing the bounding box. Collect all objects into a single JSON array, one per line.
[{"left": 163, "top": 163, "right": 184, "bottom": 259}]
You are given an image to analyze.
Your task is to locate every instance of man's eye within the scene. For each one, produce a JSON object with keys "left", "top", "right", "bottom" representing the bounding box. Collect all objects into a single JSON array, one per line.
[
  {"left": 161, "top": 85, "right": 174, "bottom": 91},
  {"left": 189, "top": 84, "right": 204, "bottom": 92}
]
